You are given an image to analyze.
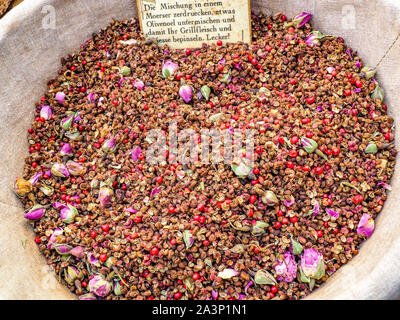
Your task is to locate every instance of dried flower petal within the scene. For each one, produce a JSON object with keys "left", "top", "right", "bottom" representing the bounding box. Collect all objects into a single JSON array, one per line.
[{"left": 357, "top": 213, "right": 375, "bottom": 238}]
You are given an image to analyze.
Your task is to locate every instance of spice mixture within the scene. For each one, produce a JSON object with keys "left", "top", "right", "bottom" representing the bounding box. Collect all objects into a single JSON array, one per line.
[{"left": 15, "top": 12, "right": 396, "bottom": 300}]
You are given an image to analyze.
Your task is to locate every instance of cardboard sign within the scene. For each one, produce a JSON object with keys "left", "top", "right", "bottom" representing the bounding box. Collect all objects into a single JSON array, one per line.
[{"left": 136, "top": 0, "right": 251, "bottom": 49}]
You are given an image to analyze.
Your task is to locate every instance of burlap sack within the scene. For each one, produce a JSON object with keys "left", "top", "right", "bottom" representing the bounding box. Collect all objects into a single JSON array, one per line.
[{"left": 0, "top": 0, "right": 399, "bottom": 299}]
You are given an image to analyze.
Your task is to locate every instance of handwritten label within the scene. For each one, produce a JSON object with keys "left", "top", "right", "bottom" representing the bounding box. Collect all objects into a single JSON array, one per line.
[{"left": 136, "top": 0, "right": 251, "bottom": 48}]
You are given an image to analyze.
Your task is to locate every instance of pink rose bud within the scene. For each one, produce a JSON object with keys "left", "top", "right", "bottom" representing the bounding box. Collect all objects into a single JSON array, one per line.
[
  {"left": 357, "top": 213, "right": 375, "bottom": 238},
  {"left": 53, "top": 202, "right": 78, "bottom": 223},
  {"left": 89, "top": 274, "right": 112, "bottom": 297},
  {"left": 40, "top": 105, "right": 53, "bottom": 120},
  {"left": 29, "top": 172, "right": 43, "bottom": 186},
  {"left": 102, "top": 137, "right": 117, "bottom": 153},
  {"left": 64, "top": 266, "right": 83, "bottom": 285},
  {"left": 179, "top": 85, "right": 193, "bottom": 103},
  {"left": 47, "top": 227, "right": 63, "bottom": 249},
  {"left": 288, "top": 12, "right": 312, "bottom": 28},
  {"left": 69, "top": 246, "right": 85, "bottom": 259},
  {"left": 133, "top": 79, "right": 145, "bottom": 90},
  {"left": 98, "top": 185, "right": 114, "bottom": 208},
  {"left": 24, "top": 204, "right": 45, "bottom": 220},
  {"left": 66, "top": 161, "right": 86, "bottom": 176},
  {"left": 51, "top": 163, "right": 70, "bottom": 178},
  {"left": 55, "top": 91, "right": 65, "bottom": 104},
  {"left": 275, "top": 251, "right": 298, "bottom": 283},
  {"left": 300, "top": 248, "right": 325, "bottom": 280},
  {"left": 60, "top": 143, "right": 73, "bottom": 157},
  {"left": 162, "top": 60, "right": 178, "bottom": 78}
]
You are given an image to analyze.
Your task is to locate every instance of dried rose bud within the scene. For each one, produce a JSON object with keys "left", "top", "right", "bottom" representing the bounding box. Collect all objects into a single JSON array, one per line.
[
  {"left": 301, "top": 136, "right": 318, "bottom": 153},
  {"left": 275, "top": 251, "right": 298, "bottom": 283},
  {"left": 113, "top": 281, "right": 122, "bottom": 295},
  {"left": 40, "top": 105, "right": 52, "bottom": 120},
  {"left": 220, "top": 70, "right": 232, "bottom": 83},
  {"left": 99, "top": 185, "right": 114, "bottom": 208},
  {"left": 87, "top": 252, "right": 100, "bottom": 267},
  {"left": 64, "top": 266, "right": 83, "bottom": 285},
  {"left": 365, "top": 142, "right": 378, "bottom": 154},
  {"left": 183, "top": 230, "right": 194, "bottom": 249},
  {"left": 286, "top": 12, "right": 312, "bottom": 28},
  {"left": 55, "top": 91, "right": 65, "bottom": 104},
  {"left": 179, "top": 84, "right": 193, "bottom": 103},
  {"left": 29, "top": 172, "right": 43, "bottom": 186},
  {"left": 60, "top": 114, "right": 74, "bottom": 130},
  {"left": 102, "top": 137, "right": 117, "bottom": 153},
  {"left": 161, "top": 60, "right": 178, "bottom": 78},
  {"left": 119, "top": 66, "right": 131, "bottom": 76},
  {"left": 357, "top": 213, "right": 375, "bottom": 238},
  {"left": 60, "top": 143, "right": 73, "bottom": 157},
  {"left": 40, "top": 184, "right": 54, "bottom": 196},
  {"left": 261, "top": 190, "right": 279, "bottom": 206},
  {"left": 66, "top": 161, "right": 86, "bottom": 176},
  {"left": 69, "top": 246, "right": 85, "bottom": 259},
  {"left": 14, "top": 177, "right": 33, "bottom": 198},
  {"left": 305, "top": 31, "right": 325, "bottom": 46},
  {"left": 254, "top": 269, "right": 277, "bottom": 285},
  {"left": 53, "top": 202, "right": 78, "bottom": 223},
  {"left": 54, "top": 244, "right": 73, "bottom": 255},
  {"left": 47, "top": 227, "right": 63, "bottom": 249},
  {"left": 88, "top": 274, "right": 112, "bottom": 297},
  {"left": 290, "top": 235, "right": 303, "bottom": 255},
  {"left": 51, "top": 163, "right": 70, "bottom": 178},
  {"left": 251, "top": 221, "right": 269, "bottom": 235},
  {"left": 24, "top": 204, "right": 45, "bottom": 220},
  {"left": 300, "top": 248, "right": 325, "bottom": 280},
  {"left": 371, "top": 83, "right": 384, "bottom": 101},
  {"left": 361, "top": 66, "right": 376, "bottom": 80},
  {"left": 200, "top": 85, "right": 211, "bottom": 100},
  {"left": 79, "top": 293, "right": 97, "bottom": 300},
  {"left": 133, "top": 79, "right": 145, "bottom": 90},
  {"left": 217, "top": 268, "right": 238, "bottom": 279}
]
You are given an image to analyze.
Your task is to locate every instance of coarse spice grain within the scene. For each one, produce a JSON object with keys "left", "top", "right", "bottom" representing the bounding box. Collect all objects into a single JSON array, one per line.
[{"left": 15, "top": 11, "right": 396, "bottom": 300}]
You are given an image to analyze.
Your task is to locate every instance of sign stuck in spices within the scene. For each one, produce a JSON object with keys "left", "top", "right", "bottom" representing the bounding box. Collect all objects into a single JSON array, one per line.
[{"left": 135, "top": 0, "right": 251, "bottom": 48}]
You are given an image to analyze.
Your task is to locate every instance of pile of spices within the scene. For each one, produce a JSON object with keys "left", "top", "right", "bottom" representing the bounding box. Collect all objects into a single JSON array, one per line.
[{"left": 15, "top": 11, "right": 396, "bottom": 300}]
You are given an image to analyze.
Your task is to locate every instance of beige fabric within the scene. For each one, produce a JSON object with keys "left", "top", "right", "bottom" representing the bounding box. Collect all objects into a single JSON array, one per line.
[{"left": 0, "top": 0, "right": 399, "bottom": 299}]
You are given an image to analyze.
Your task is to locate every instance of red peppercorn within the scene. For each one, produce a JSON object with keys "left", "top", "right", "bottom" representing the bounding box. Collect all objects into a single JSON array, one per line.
[
  {"left": 281, "top": 14, "right": 287, "bottom": 21},
  {"left": 344, "top": 89, "right": 352, "bottom": 96},
  {"left": 253, "top": 247, "right": 260, "bottom": 254},
  {"left": 332, "top": 147, "right": 340, "bottom": 156},
  {"left": 192, "top": 273, "right": 200, "bottom": 280},
  {"left": 156, "top": 176, "right": 163, "bottom": 183},
  {"left": 202, "top": 239, "right": 210, "bottom": 246},
  {"left": 197, "top": 203, "right": 205, "bottom": 211},
  {"left": 112, "top": 99, "right": 119, "bottom": 106},
  {"left": 253, "top": 168, "right": 260, "bottom": 175},
  {"left": 290, "top": 136, "right": 299, "bottom": 144},
  {"left": 316, "top": 230, "right": 323, "bottom": 238},
  {"left": 385, "top": 131, "right": 391, "bottom": 141},
  {"left": 355, "top": 80, "right": 363, "bottom": 88},
  {"left": 286, "top": 161, "right": 294, "bottom": 169},
  {"left": 353, "top": 194, "right": 363, "bottom": 204},
  {"left": 185, "top": 48, "right": 191, "bottom": 55},
  {"left": 271, "top": 285, "right": 278, "bottom": 293},
  {"left": 216, "top": 40, "right": 222, "bottom": 46},
  {"left": 150, "top": 247, "right": 159, "bottom": 255},
  {"left": 289, "top": 150, "right": 298, "bottom": 158},
  {"left": 170, "top": 238, "right": 177, "bottom": 246},
  {"left": 90, "top": 231, "right": 97, "bottom": 238},
  {"left": 306, "top": 96, "right": 315, "bottom": 104},
  {"left": 174, "top": 292, "right": 182, "bottom": 299},
  {"left": 290, "top": 216, "right": 298, "bottom": 223},
  {"left": 100, "top": 254, "right": 107, "bottom": 262},
  {"left": 250, "top": 195, "right": 257, "bottom": 204},
  {"left": 34, "top": 236, "right": 41, "bottom": 243},
  {"left": 199, "top": 216, "right": 206, "bottom": 224},
  {"left": 185, "top": 74, "right": 191, "bottom": 80},
  {"left": 331, "top": 70, "right": 337, "bottom": 77},
  {"left": 326, "top": 198, "right": 333, "bottom": 206},
  {"left": 101, "top": 224, "right": 109, "bottom": 232},
  {"left": 274, "top": 222, "right": 281, "bottom": 229},
  {"left": 314, "top": 167, "right": 323, "bottom": 175},
  {"left": 133, "top": 216, "right": 142, "bottom": 223},
  {"left": 303, "top": 165, "right": 311, "bottom": 172},
  {"left": 282, "top": 217, "right": 289, "bottom": 224},
  {"left": 168, "top": 206, "right": 176, "bottom": 214},
  {"left": 81, "top": 281, "right": 87, "bottom": 288}
]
